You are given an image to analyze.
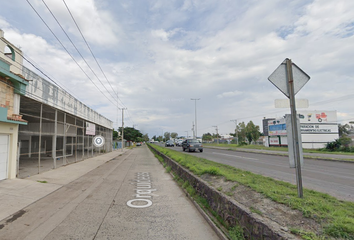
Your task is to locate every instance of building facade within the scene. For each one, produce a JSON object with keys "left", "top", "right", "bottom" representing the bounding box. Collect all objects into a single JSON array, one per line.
[
  {"left": 268, "top": 110, "right": 339, "bottom": 149},
  {"left": 1, "top": 30, "right": 114, "bottom": 180},
  {"left": 0, "top": 29, "right": 29, "bottom": 180}
]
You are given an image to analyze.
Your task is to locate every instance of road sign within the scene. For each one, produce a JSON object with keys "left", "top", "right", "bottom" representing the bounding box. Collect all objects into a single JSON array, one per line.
[
  {"left": 268, "top": 59, "right": 310, "bottom": 98},
  {"left": 275, "top": 99, "right": 309, "bottom": 108},
  {"left": 268, "top": 58, "right": 310, "bottom": 198}
]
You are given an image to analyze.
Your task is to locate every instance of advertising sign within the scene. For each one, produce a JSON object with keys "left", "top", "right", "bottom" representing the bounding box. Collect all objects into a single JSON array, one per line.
[
  {"left": 300, "top": 124, "right": 338, "bottom": 134},
  {"left": 86, "top": 122, "right": 96, "bottom": 135},
  {"left": 298, "top": 111, "right": 337, "bottom": 124}
]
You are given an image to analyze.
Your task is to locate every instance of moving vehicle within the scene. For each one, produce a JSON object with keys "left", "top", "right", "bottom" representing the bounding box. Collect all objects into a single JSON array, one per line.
[
  {"left": 165, "top": 140, "right": 175, "bottom": 147},
  {"left": 182, "top": 139, "right": 203, "bottom": 152},
  {"left": 175, "top": 139, "right": 183, "bottom": 146}
]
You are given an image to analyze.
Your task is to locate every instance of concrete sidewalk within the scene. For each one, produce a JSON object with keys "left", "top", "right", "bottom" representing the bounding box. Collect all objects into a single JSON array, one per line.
[{"left": 0, "top": 149, "right": 129, "bottom": 222}]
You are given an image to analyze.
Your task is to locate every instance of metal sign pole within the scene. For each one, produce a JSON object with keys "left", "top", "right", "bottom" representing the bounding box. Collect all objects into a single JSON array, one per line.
[{"left": 286, "top": 59, "right": 303, "bottom": 198}]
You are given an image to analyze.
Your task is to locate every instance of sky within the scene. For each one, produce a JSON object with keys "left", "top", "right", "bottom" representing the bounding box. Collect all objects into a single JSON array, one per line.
[{"left": 0, "top": 0, "right": 353, "bottom": 139}]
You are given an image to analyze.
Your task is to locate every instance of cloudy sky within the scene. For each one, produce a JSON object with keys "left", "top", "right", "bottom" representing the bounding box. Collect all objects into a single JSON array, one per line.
[{"left": 1, "top": 0, "right": 353, "bottom": 138}]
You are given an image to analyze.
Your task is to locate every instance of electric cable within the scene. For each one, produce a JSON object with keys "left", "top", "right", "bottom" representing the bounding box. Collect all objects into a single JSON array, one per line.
[
  {"left": 41, "top": 0, "right": 118, "bottom": 102},
  {"left": 26, "top": 0, "right": 118, "bottom": 108}
]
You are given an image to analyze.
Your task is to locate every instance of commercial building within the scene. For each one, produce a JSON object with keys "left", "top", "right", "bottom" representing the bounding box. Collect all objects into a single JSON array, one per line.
[
  {"left": 267, "top": 110, "right": 339, "bottom": 149},
  {"left": 1, "top": 30, "right": 113, "bottom": 180}
]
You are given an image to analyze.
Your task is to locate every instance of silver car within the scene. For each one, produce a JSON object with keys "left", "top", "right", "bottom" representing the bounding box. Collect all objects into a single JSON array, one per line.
[{"left": 182, "top": 139, "right": 203, "bottom": 152}]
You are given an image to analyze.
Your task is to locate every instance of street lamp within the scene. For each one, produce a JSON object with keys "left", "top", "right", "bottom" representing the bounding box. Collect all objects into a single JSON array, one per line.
[
  {"left": 212, "top": 125, "right": 219, "bottom": 144},
  {"left": 231, "top": 119, "right": 238, "bottom": 145},
  {"left": 191, "top": 98, "right": 200, "bottom": 139}
]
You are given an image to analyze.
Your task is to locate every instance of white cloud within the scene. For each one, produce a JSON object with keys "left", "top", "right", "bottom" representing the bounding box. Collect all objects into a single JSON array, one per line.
[{"left": 217, "top": 91, "right": 242, "bottom": 98}]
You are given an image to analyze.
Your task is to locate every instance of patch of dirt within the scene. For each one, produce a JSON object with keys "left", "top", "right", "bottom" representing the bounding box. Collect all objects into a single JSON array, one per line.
[{"left": 200, "top": 174, "right": 324, "bottom": 236}]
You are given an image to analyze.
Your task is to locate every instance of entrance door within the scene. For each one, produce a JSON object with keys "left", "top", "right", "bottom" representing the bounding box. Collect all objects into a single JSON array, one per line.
[{"left": 0, "top": 135, "right": 9, "bottom": 180}]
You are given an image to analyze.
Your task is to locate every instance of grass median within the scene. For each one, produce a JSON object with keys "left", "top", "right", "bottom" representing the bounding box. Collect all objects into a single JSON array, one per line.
[{"left": 149, "top": 144, "right": 354, "bottom": 240}]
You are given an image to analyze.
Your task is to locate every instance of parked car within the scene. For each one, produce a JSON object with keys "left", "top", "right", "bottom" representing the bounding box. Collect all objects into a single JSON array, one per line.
[
  {"left": 136, "top": 142, "right": 142, "bottom": 146},
  {"left": 182, "top": 139, "right": 203, "bottom": 152},
  {"left": 165, "top": 140, "right": 175, "bottom": 147}
]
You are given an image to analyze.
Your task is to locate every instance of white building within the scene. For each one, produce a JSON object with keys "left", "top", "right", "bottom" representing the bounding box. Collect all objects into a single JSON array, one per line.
[{"left": 268, "top": 110, "right": 339, "bottom": 149}]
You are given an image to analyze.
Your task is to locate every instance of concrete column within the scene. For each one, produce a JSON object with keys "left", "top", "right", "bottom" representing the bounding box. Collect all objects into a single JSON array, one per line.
[
  {"left": 38, "top": 104, "right": 42, "bottom": 174},
  {"left": 63, "top": 113, "right": 66, "bottom": 165},
  {"left": 52, "top": 109, "right": 57, "bottom": 168}
]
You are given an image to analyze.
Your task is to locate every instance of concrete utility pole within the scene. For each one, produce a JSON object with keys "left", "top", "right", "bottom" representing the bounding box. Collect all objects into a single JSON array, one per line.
[
  {"left": 191, "top": 98, "right": 200, "bottom": 139},
  {"left": 185, "top": 131, "right": 188, "bottom": 139},
  {"left": 192, "top": 122, "right": 195, "bottom": 139},
  {"left": 231, "top": 119, "right": 238, "bottom": 145},
  {"left": 121, "top": 108, "right": 127, "bottom": 152},
  {"left": 212, "top": 126, "right": 219, "bottom": 144}
]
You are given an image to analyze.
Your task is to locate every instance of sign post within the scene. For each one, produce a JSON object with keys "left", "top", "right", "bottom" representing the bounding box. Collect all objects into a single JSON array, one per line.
[{"left": 268, "top": 58, "right": 310, "bottom": 198}]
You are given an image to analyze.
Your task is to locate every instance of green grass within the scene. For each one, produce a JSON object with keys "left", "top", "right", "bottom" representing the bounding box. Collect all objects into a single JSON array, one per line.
[
  {"left": 250, "top": 206, "right": 263, "bottom": 216},
  {"left": 148, "top": 143, "right": 354, "bottom": 239},
  {"left": 37, "top": 180, "right": 48, "bottom": 183}
]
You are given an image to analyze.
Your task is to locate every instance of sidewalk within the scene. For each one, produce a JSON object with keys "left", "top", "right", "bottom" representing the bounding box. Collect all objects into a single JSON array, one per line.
[
  {"left": 0, "top": 145, "right": 222, "bottom": 240},
  {"left": 0, "top": 149, "right": 129, "bottom": 222}
]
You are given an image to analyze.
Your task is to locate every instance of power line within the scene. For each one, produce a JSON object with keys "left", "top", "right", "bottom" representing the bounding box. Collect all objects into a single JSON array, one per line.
[
  {"left": 26, "top": 0, "right": 119, "bottom": 108},
  {"left": 0, "top": 45, "right": 93, "bottom": 110},
  {"left": 41, "top": 0, "right": 118, "bottom": 102},
  {"left": 62, "top": 0, "right": 128, "bottom": 110}
]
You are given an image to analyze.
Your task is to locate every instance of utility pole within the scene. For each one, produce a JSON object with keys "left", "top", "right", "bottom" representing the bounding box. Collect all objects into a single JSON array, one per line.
[
  {"left": 191, "top": 98, "right": 200, "bottom": 139},
  {"left": 192, "top": 121, "right": 195, "bottom": 139},
  {"left": 212, "top": 126, "right": 219, "bottom": 144},
  {"left": 121, "top": 108, "right": 127, "bottom": 152},
  {"left": 185, "top": 131, "right": 188, "bottom": 139},
  {"left": 231, "top": 119, "right": 238, "bottom": 145}
]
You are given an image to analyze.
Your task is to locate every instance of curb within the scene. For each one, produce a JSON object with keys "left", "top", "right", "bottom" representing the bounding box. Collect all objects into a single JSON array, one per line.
[{"left": 204, "top": 146, "right": 354, "bottom": 163}]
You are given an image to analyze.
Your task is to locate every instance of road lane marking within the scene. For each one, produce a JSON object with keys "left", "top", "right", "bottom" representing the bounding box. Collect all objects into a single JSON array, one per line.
[{"left": 212, "top": 152, "right": 259, "bottom": 161}]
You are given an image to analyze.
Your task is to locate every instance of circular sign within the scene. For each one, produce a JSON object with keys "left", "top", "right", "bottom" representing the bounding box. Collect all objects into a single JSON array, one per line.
[{"left": 93, "top": 135, "right": 105, "bottom": 147}]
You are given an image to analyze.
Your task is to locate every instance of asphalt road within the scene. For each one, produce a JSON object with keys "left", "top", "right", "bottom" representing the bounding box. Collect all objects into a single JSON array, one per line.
[
  {"left": 168, "top": 145, "right": 354, "bottom": 202},
  {"left": 0, "top": 147, "right": 220, "bottom": 240}
]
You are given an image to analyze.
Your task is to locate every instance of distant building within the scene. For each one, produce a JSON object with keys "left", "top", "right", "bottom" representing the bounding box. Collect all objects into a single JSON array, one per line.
[
  {"left": 262, "top": 117, "right": 275, "bottom": 136},
  {"left": 267, "top": 110, "right": 339, "bottom": 149}
]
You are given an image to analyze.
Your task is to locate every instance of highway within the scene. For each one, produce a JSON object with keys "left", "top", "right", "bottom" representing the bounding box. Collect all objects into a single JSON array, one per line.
[{"left": 168, "top": 145, "right": 354, "bottom": 202}]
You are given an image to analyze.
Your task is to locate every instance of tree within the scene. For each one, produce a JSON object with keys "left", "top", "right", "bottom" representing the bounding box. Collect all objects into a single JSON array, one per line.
[
  {"left": 236, "top": 122, "right": 247, "bottom": 143},
  {"left": 164, "top": 132, "right": 171, "bottom": 141},
  {"left": 112, "top": 129, "right": 119, "bottom": 140},
  {"left": 142, "top": 134, "right": 149, "bottom": 142},
  {"left": 171, "top": 132, "right": 178, "bottom": 139},
  {"left": 118, "top": 127, "right": 143, "bottom": 142},
  {"left": 245, "top": 121, "right": 261, "bottom": 144},
  {"left": 339, "top": 124, "right": 351, "bottom": 137},
  {"left": 202, "top": 132, "right": 213, "bottom": 142}
]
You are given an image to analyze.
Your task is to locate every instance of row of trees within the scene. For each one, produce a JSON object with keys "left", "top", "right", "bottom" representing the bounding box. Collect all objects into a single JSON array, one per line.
[
  {"left": 151, "top": 132, "right": 178, "bottom": 142},
  {"left": 113, "top": 127, "right": 149, "bottom": 142},
  {"left": 202, "top": 121, "right": 261, "bottom": 144}
]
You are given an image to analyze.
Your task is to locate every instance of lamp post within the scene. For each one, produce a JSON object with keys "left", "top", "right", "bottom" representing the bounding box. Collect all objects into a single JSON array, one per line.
[
  {"left": 191, "top": 98, "right": 200, "bottom": 139},
  {"left": 212, "top": 125, "right": 219, "bottom": 144},
  {"left": 121, "top": 108, "right": 127, "bottom": 152},
  {"left": 231, "top": 119, "right": 238, "bottom": 145}
]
